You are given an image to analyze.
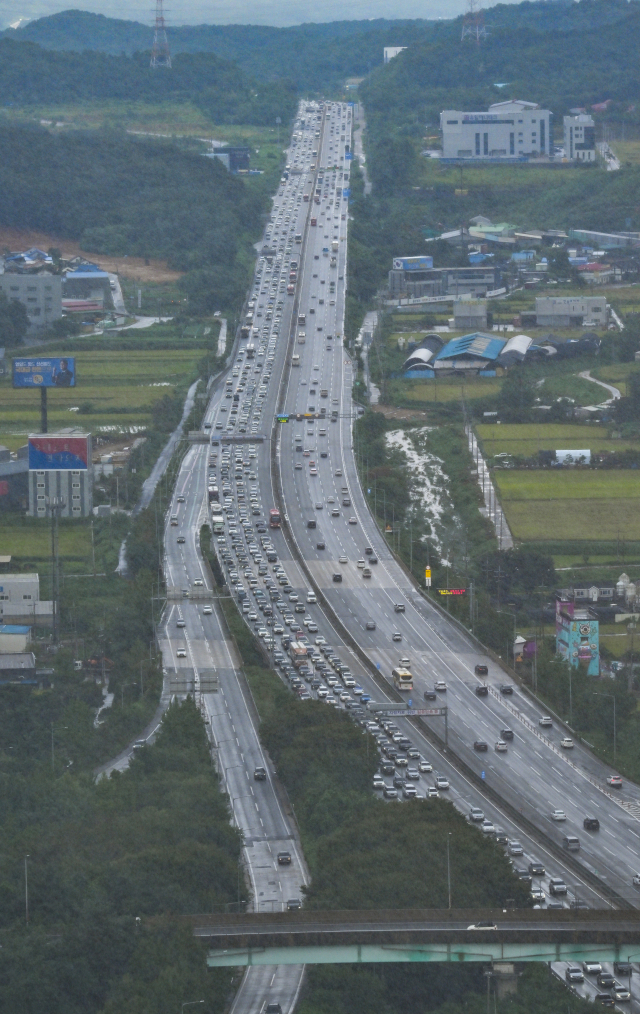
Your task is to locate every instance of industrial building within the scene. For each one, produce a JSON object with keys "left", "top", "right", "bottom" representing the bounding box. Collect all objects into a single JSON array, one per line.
[
  {"left": 0, "top": 573, "right": 52, "bottom": 626},
  {"left": 440, "top": 100, "right": 553, "bottom": 161},
  {"left": 388, "top": 262, "right": 501, "bottom": 299},
  {"left": 563, "top": 113, "right": 596, "bottom": 162},
  {"left": 402, "top": 332, "right": 533, "bottom": 376},
  {"left": 0, "top": 273, "right": 62, "bottom": 331},
  {"left": 535, "top": 296, "right": 608, "bottom": 328}
]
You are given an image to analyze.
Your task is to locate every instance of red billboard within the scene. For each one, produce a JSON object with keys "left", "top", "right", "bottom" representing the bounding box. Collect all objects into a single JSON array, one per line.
[{"left": 28, "top": 434, "right": 90, "bottom": 471}]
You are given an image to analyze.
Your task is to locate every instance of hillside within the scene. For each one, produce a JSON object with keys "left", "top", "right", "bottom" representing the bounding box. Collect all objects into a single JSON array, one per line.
[{"left": 4, "top": 1, "right": 638, "bottom": 89}]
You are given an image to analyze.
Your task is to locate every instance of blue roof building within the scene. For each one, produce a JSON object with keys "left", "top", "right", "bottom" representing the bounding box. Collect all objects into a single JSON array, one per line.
[{"left": 433, "top": 332, "right": 506, "bottom": 374}]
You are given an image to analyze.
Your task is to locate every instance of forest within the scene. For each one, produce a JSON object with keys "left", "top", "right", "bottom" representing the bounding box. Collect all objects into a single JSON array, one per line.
[
  {"left": 0, "top": 38, "right": 297, "bottom": 124},
  {"left": 0, "top": 122, "right": 269, "bottom": 313},
  {"left": 5, "top": 1, "right": 638, "bottom": 88}
]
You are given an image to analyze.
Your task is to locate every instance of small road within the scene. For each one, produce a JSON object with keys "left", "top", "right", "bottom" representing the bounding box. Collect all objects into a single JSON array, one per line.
[{"left": 578, "top": 370, "right": 622, "bottom": 406}]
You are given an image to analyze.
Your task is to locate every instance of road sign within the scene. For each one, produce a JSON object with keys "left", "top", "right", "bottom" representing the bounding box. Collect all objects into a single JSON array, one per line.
[
  {"left": 425, "top": 566, "right": 432, "bottom": 588},
  {"left": 438, "top": 588, "right": 466, "bottom": 596}
]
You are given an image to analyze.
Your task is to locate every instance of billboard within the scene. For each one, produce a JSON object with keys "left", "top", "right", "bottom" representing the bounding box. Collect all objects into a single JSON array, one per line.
[
  {"left": 28, "top": 434, "right": 90, "bottom": 471},
  {"left": 13, "top": 358, "right": 76, "bottom": 389},
  {"left": 393, "top": 256, "right": 434, "bottom": 271}
]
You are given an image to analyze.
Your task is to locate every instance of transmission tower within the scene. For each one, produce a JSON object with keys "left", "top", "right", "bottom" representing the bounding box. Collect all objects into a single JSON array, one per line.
[
  {"left": 461, "top": 0, "right": 489, "bottom": 44},
  {"left": 150, "top": 0, "right": 171, "bottom": 68}
]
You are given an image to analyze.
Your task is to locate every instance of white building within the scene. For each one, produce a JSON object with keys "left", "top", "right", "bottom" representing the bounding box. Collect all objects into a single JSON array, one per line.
[
  {"left": 0, "top": 574, "right": 52, "bottom": 625},
  {"left": 0, "top": 273, "right": 62, "bottom": 331},
  {"left": 440, "top": 99, "right": 552, "bottom": 160},
  {"left": 383, "top": 47, "right": 406, "bottom": 63},
  {"left": 535, "top": 295, "right": 608, "bottom": 328},
  {"left": 563, "top": 113, "right": 596, "bottom": 162}
]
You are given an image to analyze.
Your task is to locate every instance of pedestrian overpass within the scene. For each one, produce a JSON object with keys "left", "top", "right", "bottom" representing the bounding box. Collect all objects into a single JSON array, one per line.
[{"left": 192, "top": 909, "right": 640, "bottom": 967}]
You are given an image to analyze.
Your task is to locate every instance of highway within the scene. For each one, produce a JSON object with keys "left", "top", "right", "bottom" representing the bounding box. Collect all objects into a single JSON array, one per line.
[{"left": 159, "top": 99, "right": 640, "bottom": 1010}]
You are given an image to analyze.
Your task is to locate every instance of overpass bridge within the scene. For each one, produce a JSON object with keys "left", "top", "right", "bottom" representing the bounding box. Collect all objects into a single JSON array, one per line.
[{"left": 193, "top": 909, "right": 640, "bottom": 967}]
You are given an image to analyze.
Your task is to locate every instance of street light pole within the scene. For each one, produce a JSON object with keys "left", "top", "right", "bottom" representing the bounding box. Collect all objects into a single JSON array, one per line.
[
  {"left": 181, "top": 1002, "right": 205, "bottom": 1014},
  {"left": 593, "top": 692, "right": 617, "bottom": 762},
  {"left": 447, "top": 832, "right": 452, "bottom": 909},
  {"left": 24, "top": 854, "right": 29, "bottom": 925}
]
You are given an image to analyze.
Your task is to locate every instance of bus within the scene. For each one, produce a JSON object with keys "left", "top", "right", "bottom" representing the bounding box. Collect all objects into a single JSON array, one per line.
[
  {"left": 392, "top": 667, "right": 413, "bottom": 691},
  {"left": 269, "top": 507, "right": 281, "bottom": 529}
]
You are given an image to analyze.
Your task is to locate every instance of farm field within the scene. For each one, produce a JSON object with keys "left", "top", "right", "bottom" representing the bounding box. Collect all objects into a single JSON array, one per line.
[
  {"left": 0, "top": 346, "right": 207, "bottom": 442},
  {"left": 495, "top": 469, "right": 640, "bottom": 542},
  {"left": 477, "top": 422, "right": 638, "bottom": 458}
]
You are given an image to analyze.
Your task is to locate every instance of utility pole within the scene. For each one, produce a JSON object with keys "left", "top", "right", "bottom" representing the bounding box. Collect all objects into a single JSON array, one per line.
[
  {"left": 48, "top": 496, "right": 65, "bottom": 645},
  {"left": 150, "top": 0, "right": 171, "bottom": 68}
]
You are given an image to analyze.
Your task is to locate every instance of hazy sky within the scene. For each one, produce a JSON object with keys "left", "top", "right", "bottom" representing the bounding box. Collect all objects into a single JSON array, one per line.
[{"left": 0, "top": 0, "right": 518, "bottom": 30}]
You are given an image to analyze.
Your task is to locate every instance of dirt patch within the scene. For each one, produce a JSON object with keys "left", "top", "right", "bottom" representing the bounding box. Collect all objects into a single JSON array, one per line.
[
  {"left": 371, "top": 405, "right": 430, "bottom": 421},
  {"left": 0, "top": 226, "right": 182, "bottom": 283}
]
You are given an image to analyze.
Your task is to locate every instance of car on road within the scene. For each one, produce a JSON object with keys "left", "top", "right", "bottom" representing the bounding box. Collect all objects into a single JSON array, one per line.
[
  {"left": 583, "top": 962, "right": 602, "bottom": 975},
  {"left": 539, "top": 716, "right": 553, "bottom": 727},
  {"left": 560, "top": 737, "right": 574, "bottom": 749},
  {"left": 565, "top": 966, "right": 584, "bottom": 984},
  {"left": 607, "top": 775, "right": 623, "bottom": 788},
  {"left": 594, "top": 995, "right": 615, "bottom": 1007}
]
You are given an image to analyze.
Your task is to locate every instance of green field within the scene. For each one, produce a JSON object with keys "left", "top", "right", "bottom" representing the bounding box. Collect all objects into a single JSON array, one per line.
[
  {"left": 478, "top": 422, "right": 638, "bottom": 458},
  {"left": 0, "top": 345, "right": 207, "bottom": 441},
  {"left": 495, "top": 469, "right": 640, "bottom": 541}
]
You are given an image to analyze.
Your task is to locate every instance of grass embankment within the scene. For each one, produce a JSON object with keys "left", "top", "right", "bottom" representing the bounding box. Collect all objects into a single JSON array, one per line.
[
  {"left": 244, "top": 660, "right": 530, "bottom": 909},
  {"left": 0, "top": 699, "right": 240, "bottom": 1013}
]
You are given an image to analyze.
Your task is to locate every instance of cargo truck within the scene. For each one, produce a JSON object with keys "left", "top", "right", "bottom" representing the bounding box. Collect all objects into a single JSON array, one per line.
[{"left": 289, "top": 641, "right": 308, "bottom": 668}]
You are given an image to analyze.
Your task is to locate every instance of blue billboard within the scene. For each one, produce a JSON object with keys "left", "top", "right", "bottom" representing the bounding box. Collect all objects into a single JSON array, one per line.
[{"left": 13, "top": 358, "right": 76, "bottom": 388}]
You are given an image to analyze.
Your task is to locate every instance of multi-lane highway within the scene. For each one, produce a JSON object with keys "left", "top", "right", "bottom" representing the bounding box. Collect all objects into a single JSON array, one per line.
[{"left": 159, "top": 99, "right": 640, "bottom": 1011}]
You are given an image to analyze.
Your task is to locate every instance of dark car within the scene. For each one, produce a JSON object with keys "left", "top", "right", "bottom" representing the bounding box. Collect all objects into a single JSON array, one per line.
[
  {"left": 584, "top": 816, "right": 600, "bottom": 831},
  {"left": 473, "top": 741, "right": 488, "bottom": 751},
  {"left": 475, "top": 664, "right": 488, "bottom": 675},
  {"left": 501, "top": 728, "right": 514, "bottom": 741},
  {"left": 500, "top": 684, "right": 514, "bottom": 695},
  {"left": 277, "top": 851, "right": 292, "bottom": 865},
  {"left": 475, "top": 685, "right": 489, "bottom": 696}
]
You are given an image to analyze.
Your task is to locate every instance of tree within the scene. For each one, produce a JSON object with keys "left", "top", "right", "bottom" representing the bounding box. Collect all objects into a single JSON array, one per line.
[{"left": 0, "top": 290, "right": 29, "bottom": 347}]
